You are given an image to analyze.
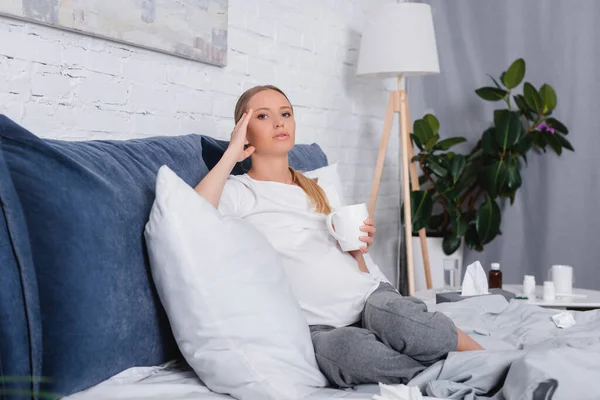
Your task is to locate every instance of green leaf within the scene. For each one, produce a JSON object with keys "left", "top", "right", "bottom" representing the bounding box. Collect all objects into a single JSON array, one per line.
[
  {"left": 411, "top": 133, "right": 424, "bottom": 151},
  {"left": 414, "top": 119, "right": 435, "bottom": 145},
  {"left": 495, "top": 110, "right": 522, "bottom": 150},
  {"left": 423, "top": 114, "right": 440, "bottom": 135},
  {"left": 515, "top": 132, "right": 534, "bottom": 155},
  {"left": 464, "top": 223, "right": 483, "bottom": 251},
  {"left": 523, "top": 82, "right": 543, "bottom": 113},
  {"left": 499, "top": 189, "right": 518, "bottom": 205},
  {"left": 556, "top": 133, "right": 574, "bottom": 151},
  {"left": 427, "top": 157, "right": 448, "bottom": 177},
  {"left": 450, "top": 154, "right": 466, "bottom": 184},
  {"left": 427, "top": 213, "right": 445, "bottom": 231},
  {"left": 438, "top": 154, "right": 452, "bottom": 169},
  {"left": 513, "top": 95, "right": 528, "bottom": 112},
  {"left": 546, "top": 133, "right": 562, "bottom": 155},
  {"left": 509, "top": 190, "right": 517, "bottom": 205},
  {"left": 432, "top": 137, "right": 467, "bottom": 151},
  {"left": 442, "top": 234, "right": 462, "bottom": 255},
  {"left": 502, "top": 58, "right": 526, "bottom": 89},
  {"left": 476, "top": 196, "right": 502, "bottom": 244},
  {"left": 539, "top": 84, "right": 557, "bottom": 113},
  {"left": 475, "top": 87, "right": 508, "bottom": 101},
  {"left": 493, "top": 109, "right": 509, "bottom": 128},
  {"left": 545, "top": 117, "right": 569, "bottom": 134},
  {"left": 455, "top": 164, "right": 479, "bottom": 195},
  {"left": 532, "top": 131, "right": 548, "bottom": 151},
  {"left": 468, "top": 148, "right": 484, "bottom": 162},
  {"left": 481, "top": 127, "right": 497, "bottom": 155},
  {"left": 444, "top": 188, "right": 458, "bottom": 203},
  {"left": 506, "top": 162, "right": 522, "bottom": 190},
  {"left": 451, "top": 213, "right": 469, "bottom": 237},
  {"left": 418, "top": 174, "right": 429, "bottom": 187},
  {"left": 424, "top": 134, "right": 440, "bottom": 150},
  {"left": 410, "top": 190, "right": 434, "bottom": 231},
  {"left": 480, "top": 161, "right": 508, "bottom": 198},
  {"left": 513, "top": 94, "right": 535, "bottom": 120},
  {"left": 439, "top": 182, "right": 453, "bottom": 196}
]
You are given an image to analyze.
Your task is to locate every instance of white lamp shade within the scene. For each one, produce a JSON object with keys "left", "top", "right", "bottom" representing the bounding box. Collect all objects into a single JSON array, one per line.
[{"left": 356, "top": 3, "right": 440, "bottom": 78}]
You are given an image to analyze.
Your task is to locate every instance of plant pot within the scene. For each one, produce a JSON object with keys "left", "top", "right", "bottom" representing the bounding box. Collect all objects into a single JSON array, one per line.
[{"left": 411, "top": 235, "right": 464, "bottom": 291}]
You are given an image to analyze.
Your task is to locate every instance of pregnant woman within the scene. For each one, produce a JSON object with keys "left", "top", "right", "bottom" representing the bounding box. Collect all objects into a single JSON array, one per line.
[{"left": 194, "top": 85, "right": 483, "bottom": 387}]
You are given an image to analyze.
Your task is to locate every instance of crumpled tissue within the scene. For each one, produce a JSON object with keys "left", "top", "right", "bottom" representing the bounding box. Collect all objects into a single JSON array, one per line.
[
  {"left": 552, "top": 311, "right": 576, "bottom": 329},
  {"left": 461, "top": 261, "right": 489, "bottom": 296},
  {"left": 372, "top": 382, "right": 423, "bottom": 400}
]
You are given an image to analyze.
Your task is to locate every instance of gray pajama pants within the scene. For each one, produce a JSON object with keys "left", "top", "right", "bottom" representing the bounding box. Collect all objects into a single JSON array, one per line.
[{"left": 309, "top": 282, "right": 458, "bottom": 388}]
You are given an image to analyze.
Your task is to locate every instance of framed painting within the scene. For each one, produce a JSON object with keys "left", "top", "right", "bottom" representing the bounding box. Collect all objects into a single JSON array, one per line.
[{"left": 0, "top": 0, "right": 228, "bottom": 66}]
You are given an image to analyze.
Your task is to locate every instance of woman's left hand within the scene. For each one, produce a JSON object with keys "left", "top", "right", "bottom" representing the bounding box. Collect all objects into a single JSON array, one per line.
[{"left": 358, "top": 218, "right": 376, "bottom": 254}]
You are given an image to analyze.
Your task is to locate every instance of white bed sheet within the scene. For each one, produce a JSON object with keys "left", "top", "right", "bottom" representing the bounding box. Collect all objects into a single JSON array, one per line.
[{"left": 63, "top": 361, "right": 446, "bottom": 400}]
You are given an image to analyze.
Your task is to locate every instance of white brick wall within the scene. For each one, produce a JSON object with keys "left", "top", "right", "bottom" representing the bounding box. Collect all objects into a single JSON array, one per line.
[{"left": 0, "top": 0, "right": 403, "bottom": 283}]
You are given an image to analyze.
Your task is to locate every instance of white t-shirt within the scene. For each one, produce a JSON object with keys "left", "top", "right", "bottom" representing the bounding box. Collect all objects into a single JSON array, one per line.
[{"left": 218, "top": 173, "right": 388, "bottom": 328}]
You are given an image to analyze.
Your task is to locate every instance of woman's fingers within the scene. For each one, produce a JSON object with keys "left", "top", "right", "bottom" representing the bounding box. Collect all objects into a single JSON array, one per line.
[
  {"left": 228, "top": 109, "right": 255, "bottom": 162},
  {"left": 240, "top": 108, "right": 253, "bottom": 129},
  {"left": 359, "top": 236, "right": 374, "bottom": 245},
  {"left": 232, "top": 112, "right": 246, "bottom": 134},
  {"left": 360, "top": 225, "right": 376, "bottom": 235},
  {"left": 232, "top": 109, "right": 253, "bottom": 137}
]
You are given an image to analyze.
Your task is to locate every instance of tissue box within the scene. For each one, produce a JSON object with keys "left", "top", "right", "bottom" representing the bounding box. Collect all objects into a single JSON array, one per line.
[{"left": 436, "top": 289, "right": 516, "bottom": 304}]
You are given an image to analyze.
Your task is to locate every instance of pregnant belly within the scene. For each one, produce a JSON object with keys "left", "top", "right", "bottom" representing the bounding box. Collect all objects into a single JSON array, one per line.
[{"left": 280, "top": 249, "right": 377, "bottom": 311}]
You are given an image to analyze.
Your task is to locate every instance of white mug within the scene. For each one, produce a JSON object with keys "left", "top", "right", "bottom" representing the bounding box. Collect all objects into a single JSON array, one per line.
[
  {"left": 548, "top": 264, "right": 573, "bottom": 295},
  {"left": 543, "top": 281, "right": 556, "bottom": 301},
  {"left": 326, "top": 203, "right": 369, "bottom": 252},
  {"left": 523, "top": 275, "right": 536, "bottom": 297}
]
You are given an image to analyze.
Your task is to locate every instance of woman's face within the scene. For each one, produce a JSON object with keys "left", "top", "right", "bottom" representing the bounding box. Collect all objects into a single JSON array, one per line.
[{"left": 244, "top": 89, "right": 296, "bottom": 156}]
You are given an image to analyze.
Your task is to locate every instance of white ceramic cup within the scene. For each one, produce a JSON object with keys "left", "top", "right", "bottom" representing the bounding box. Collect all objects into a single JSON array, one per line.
[
  {"left": 548, "top": 264, "right": 573, "bottom": 295},
  {"left": 326, "top": 203, "right": 369, "bottom": 252},
  {"left": 543, "top": 281, "right": 556, "bottom": 301},
  {"left": 523, "top": 275, "right": 536, "bottom": 297}
]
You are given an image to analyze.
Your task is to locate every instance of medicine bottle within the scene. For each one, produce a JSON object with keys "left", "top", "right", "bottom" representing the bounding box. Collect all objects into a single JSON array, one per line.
[{"left": 489, "top": 262, "right": 502, "bottom": 289}]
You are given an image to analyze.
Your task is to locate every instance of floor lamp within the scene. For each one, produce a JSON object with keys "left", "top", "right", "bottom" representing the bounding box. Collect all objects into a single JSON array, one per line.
[{"left": 356, "top": 3, "right": 440, "bottom": 296}]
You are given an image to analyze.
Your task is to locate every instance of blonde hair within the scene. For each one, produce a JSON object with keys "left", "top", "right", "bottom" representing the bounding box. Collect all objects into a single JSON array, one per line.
[{"left": 234, "top": 85, "right": 332, "bottom": 214}]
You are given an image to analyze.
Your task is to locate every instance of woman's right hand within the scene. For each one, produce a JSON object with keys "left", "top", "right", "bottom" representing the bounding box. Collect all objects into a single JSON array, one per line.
[{"left": 227, "top": 109, "right": 255, "bottom": 162}]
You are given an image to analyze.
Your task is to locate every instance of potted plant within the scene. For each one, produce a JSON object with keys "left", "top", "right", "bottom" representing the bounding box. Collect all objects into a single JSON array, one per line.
[{"left": 406, "top": 58, "right": 573, "bottom": 262}]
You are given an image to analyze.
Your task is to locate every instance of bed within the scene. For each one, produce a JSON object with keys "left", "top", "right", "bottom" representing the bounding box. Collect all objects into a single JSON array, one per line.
[
  {"left": 63, "top": 361, "right": 445, "bottom": 400},
  {"left": 62, "top": 362, "right": 383, "bottom": 400},
  {"left": 1, "top": 115, "right": 599, "bottom": 400},
  {"left": 63, "top": 294, "right": 600, "bottom": 400}
]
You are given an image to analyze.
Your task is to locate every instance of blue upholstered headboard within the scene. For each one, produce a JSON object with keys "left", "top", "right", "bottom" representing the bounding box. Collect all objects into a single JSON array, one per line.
[{"left": 0, "top": 115, "right": 328, "bottom": 399}]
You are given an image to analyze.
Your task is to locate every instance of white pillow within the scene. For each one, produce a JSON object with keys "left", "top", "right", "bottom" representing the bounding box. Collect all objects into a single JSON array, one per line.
[{"left": 144, "top": 166, "right": 327, "bottom": 400}]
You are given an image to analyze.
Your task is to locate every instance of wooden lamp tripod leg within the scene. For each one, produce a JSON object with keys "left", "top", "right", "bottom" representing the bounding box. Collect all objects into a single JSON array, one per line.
[
  {"left": 368, "top": 92, "right": 407, "bottom": 288},
  {"left": 398, "top": 90, "right": 416, "bottom": 296},
  {"left": 401, "top": 96, "right": 433, "bottom": 290},
  {"left": 369, "top": 89, "right": 431, "bottom": 295},
  {"left": 368, "top": 92, "right": 396, "bottom": 218}
]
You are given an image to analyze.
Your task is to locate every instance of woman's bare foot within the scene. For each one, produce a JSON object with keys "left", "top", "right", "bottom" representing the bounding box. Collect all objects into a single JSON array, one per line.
[{"left": 456, "top": 328, "right": 484, "bottom": 351}]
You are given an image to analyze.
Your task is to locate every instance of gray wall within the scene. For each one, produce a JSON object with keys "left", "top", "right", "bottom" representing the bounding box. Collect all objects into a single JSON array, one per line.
[{"left": 409, "top": 0, "right": 600, "bottom": 289}]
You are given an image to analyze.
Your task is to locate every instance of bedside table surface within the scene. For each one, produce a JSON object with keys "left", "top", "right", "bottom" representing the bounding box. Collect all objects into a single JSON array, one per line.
[
  {"left": 503, "top": 284, "right": 600, "bottom": 308},
  {"left": 413, "top": 284, "right": 600, "bottom": 309}
]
